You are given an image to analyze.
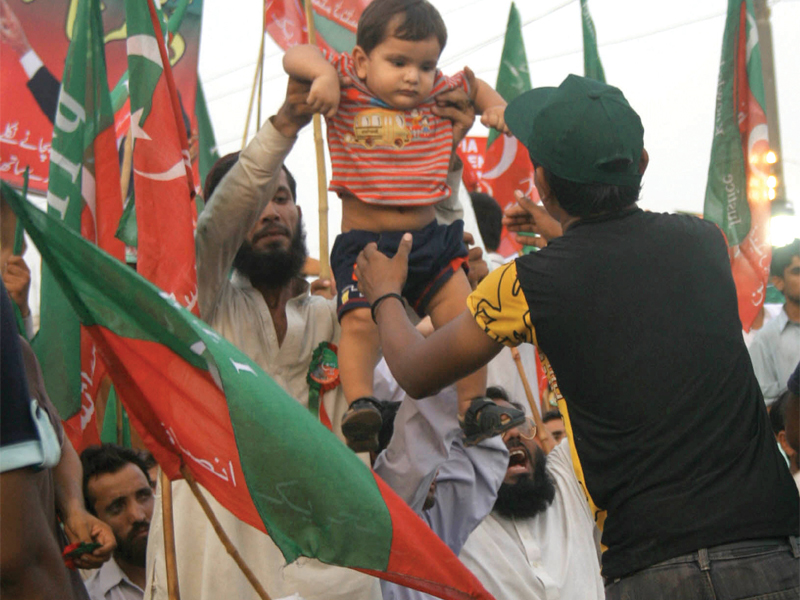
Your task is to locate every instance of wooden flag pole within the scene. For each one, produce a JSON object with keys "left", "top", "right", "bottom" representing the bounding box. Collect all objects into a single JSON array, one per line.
[
  {"left": 160, "top": 470, "right": 182, "bottom": 600},
  {"left": 510, "top": 348, "right": 556, "bottom": 454},
  {"left": 117, "top": 132, "right": 134, "bottom": 447},
  {"left": 303, "top": 0, "right": 331, "bottom": 279},
  {"left": 180, "top": 466, "right": 272, "bottom": 600},
  {"left": 242, "top": 31, "right": 266, "bottom": 149},
  {"left": 256, "top": 2, "right": 266, "bottom": 129}
]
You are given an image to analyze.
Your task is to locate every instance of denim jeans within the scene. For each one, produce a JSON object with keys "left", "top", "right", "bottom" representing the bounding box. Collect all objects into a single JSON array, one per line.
[{"left": 605, "top": 537, "right": 800, "bottom": 600}]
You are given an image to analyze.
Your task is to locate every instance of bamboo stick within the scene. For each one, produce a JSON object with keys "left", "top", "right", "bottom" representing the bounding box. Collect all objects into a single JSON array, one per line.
[
  {"left": 510, "top": 347, "right": 555, "bottom": 454},
  {"left": 120, "top": 132, "right": 133, "bottom": 199},
  {"left": 303, "top": 0, "right": 331, "bottom": 279},
  {"left": 180, "top": 466, "right": 272, "bottom": 600},
  {"left": 242, "top": 32, "right": 266, "bottom": 150},
  {"left": 160, "top": 469, "right": 182, "bottom": 600}
]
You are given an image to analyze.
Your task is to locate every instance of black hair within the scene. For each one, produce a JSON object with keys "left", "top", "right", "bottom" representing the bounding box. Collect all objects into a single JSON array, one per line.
[
  {"left": 376, "top": 401, "right": 403, "bottom": 453},
  {"left": 486, "top": 386, "right": 510, "bottom": 403},
  {"left": 203, "top": 152, "right": 297, "bottom": 205},
  {"left": 543, "top": 169, "right": 640, "bottom": 218},
  {"left": 770, "top": 391, "right": 790, "bottom": 436},
  {"left": 81, "top": 444, "right": 152, "bottom": 514},
  {"left": 770, "top": 239, "right": 800, "bottom": 278},
  {"left": 357, "top": 0, "right": 447, "bottom": 56},
  {"left": 542, "top": 409, "right": 562, "bottom": 424},
  {"left": 470, "top": 192, "right": 503, "bottom": 252}
]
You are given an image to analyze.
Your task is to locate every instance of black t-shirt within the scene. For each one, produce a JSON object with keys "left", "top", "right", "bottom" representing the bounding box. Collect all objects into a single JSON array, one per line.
[
  {"left": 515, "top": 207, "right": 799, "bottom": 578},
  {"left": 0, "top": 280, "right": 38, "bottom": 450}
]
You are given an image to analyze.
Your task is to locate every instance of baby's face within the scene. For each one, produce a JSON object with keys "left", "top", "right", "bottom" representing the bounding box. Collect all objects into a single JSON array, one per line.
[{"left": 354, "top": 34, "right": 441, "bottom": 110}]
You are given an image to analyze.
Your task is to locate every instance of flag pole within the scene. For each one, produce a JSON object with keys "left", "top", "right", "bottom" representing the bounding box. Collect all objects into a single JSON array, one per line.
[
  {"left": 118, "top": 131, "right": 134, "bottom": 446},
  {"left": 256, "top": 2, "right": 266, "bottom": 129},
  {"left": 242, "top": 30, "right": 266, "bottom": 149},
  {"left": 160, "top": 470, "right": 182, "bottom": 600},
  {"left": 180, "top": 466, "right": 272, "bottom": 600},
  {"left": 303, "top": 0, "right": 330, "bottom": 279},
  {"left": 510, "top": 348, "right": 555, "bottom": 453}
]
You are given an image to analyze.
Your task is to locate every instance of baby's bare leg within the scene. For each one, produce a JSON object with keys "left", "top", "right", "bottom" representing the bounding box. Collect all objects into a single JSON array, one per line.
[
  {"left": 339, "top": 307, "right": 381, "bottom": 405},
  {"left": 426, "top": 269, "right": 487, "bottom": 419}
]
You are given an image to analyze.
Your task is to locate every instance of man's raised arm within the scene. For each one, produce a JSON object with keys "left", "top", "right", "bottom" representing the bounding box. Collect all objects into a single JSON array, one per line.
[{"left": 196, "top": 78, "right": 313, "bottom": 321}]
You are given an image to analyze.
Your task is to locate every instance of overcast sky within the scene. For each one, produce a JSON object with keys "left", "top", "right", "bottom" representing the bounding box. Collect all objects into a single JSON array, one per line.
[{"left": 198, "top": 0, "right": 800, "bottom": 259}]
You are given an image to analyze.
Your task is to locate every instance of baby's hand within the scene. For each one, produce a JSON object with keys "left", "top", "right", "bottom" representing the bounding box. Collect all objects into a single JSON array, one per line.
[
  {"left": 481, "top": 105, "right": 510, "bottom": 135},
  {"left": 307, "top": 72, "right": 340, "bottom": 118}
]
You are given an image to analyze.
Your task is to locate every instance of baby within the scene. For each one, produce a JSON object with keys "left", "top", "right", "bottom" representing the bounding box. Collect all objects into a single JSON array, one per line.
[{"left": 284, "top": 0, "right": 524, "bottom": 451}]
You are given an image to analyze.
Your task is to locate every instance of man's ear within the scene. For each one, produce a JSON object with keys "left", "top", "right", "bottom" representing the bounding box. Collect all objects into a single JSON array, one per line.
[
  {"left": 352, "top": 46, "right": 369, "bottom": 80},
  {"left": 534, "top": 166, "right": 552, "bottom": 205},
  {"left": 772, "top": 274, "right": 785, "bottom": 294},
  {"left": 638, "top": 148, "right": 649, "bottom": 176}
]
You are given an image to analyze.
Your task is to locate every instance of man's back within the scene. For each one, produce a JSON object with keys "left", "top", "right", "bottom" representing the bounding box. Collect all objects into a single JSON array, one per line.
[{"left": 516, "top": 208, "right": 799, "bottom": 577}]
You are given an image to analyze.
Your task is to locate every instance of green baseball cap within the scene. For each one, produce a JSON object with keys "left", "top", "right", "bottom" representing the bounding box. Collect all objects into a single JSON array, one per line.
[{"left": 505, "top": 74, "right": 644, "bottom": 186}]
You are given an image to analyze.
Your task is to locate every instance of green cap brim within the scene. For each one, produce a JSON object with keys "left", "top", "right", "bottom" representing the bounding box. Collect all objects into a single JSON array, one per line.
[{"left": 505, "top": 87, "right": 557, "bottom": 164}]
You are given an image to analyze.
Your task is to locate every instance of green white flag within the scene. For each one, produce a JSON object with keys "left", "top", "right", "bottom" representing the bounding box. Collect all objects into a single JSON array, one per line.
[{"left": 580, "top": 0, "right": 606, "bottom": 83}]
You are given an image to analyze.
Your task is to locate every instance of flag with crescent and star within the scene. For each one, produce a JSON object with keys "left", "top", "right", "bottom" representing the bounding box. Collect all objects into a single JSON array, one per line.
[{"left": 4, "top": 180, "right": 498, "bottom": 600}]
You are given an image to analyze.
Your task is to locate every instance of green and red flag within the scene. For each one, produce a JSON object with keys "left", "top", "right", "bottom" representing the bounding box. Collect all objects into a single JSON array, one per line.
[
  {"left": 264, "top": 0, "right": 371, "bottom": 57},
  {"left": 33, "top": 0, "right": 125, "bottom": 452},
  {"left": 5, "top": 181, "right": 496, "bottom": 600},
  {"left": 580, "top": 0, "right": 606, "bottom": 83},
  {"left": 704, "top": 0, "right": 771, "bottom": 332},
  {"left": 125, "top": 0, "right": 199, "bottom": 313},
  {"left": 458, "top": 3, "right": 536, "bottom": 258}
]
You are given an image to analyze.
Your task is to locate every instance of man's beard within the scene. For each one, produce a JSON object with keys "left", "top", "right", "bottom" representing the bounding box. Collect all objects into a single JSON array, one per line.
[
  {"left": 493, "top": 445, "right": 556, "bottom": 519},
  {"left": 115, "top": 521, "right": 149, "bottom": 568},
  {"left": 233, "top": 220, "right": 308, "bottom": 289}
]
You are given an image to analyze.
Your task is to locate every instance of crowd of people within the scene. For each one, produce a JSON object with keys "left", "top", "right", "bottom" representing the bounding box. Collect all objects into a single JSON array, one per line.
[{"left": 2, "top": 0, "right": 799, "bottom": 599}]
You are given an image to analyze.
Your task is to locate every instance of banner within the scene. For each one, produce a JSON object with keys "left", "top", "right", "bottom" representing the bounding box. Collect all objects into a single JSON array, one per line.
[
  {"left": 703, "top": 0, "right": 771, "bottom": 332},
  {"left": 264, "top": 0, "right": 371, "bottom": 56},
  {"left": 0, "top": 0, "right": 204, "bottom": 192}
]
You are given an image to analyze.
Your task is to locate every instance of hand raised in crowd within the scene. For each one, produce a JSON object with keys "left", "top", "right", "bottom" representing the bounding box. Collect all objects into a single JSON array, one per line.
[
  {"left": 433, "top": 78, "right": 476, "bottom": 149},
  {"left": 2, "top": 254, "right": 31, "bottom": 316},
  {"left": 272, "top": 77, "right": 317, "bottom": 138},
  {"left": 0, "top": 0, "right": 32, "bottom": 57},
  {"left": 503, "top": 190, "right": 563, "bottom": 248},
  {"left": 310, "top": 277, "right": 336, "bottom": 300},
  {"left": 463, "top": 231, "right": 489, "bottom": 290},
  {"left": 355, "top": 233, "right": 412, "bottom": 305},
  {"left": 62, "top": 508, "right": 116, "bottom": 570}
]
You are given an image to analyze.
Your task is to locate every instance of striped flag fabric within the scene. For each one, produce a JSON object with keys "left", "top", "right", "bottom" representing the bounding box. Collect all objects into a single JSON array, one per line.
[{"left": 4, "top": 181, "right": 497, "bottom": 600}]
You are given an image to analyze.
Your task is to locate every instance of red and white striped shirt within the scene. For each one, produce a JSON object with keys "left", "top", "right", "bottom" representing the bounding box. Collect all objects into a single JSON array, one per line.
[{"left": 326, "top": 53, "right": 469, "bottom": 207}]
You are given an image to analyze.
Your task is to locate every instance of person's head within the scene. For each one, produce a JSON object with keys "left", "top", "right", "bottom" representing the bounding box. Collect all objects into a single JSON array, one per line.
[
  {"left": 0, "top": 191, "right": 25, "bottom": 272},
  {"left": 205, "top": 154, "right": 307, "bottom": 290},
  {"left": 785, "top": 364, "right": 800, "bottom": 455},
  {"left": 138, "top": 449, "right": 159, "bottom": 489},
  {"left": 470, "top": 192, "right": 503, "bottom": 253},
  {"left": 769, "top": 392, "right": 797, "bottom": 470},
  {"left": 81, "top": 445, "right": 154, "bottom": 568},
  {"left": 492, "top": 398, "right": 556, "bottom": 519},
  {"left": 542, "top": 409, "right": 566, "bottom": 444},
  {"left": 353, "top": 0, "right": 447, "bottom": 110},
  {"left": 505, "top": 74, "right": 647, "bottom": 220},
  {"left": 770, "top": 239, "right": 800, "bottom": 306}
]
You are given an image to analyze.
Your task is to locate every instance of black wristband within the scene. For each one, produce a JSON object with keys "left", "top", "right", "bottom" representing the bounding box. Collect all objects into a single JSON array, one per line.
[{"left": 370, "top": 292, "right": 405, "bottom": 324}]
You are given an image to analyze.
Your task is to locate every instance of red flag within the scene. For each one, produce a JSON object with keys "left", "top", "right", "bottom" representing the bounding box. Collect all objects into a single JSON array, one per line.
[
  {"left": 264, "top": 0, "right": 371, "bottom": 56},
  {"left": 457, "top": 135, "right": 538, "bottom": 257},
  {"left": 126, "top": 0, "right": 199, "bottom": 314}
]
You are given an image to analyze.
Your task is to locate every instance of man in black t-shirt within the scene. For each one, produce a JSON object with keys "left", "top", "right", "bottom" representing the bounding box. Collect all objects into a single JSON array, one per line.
[{"left": 355, "top": 75, "right": 799, "bottom": 599}]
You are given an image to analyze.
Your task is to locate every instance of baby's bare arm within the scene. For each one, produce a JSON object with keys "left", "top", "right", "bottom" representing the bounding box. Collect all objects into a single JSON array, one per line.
[
  {"left": 470, "top": 77, "right": 509, "bottom": 134},
  {"left": 283, "top": 45, "right": 340, "bottom": 117}
]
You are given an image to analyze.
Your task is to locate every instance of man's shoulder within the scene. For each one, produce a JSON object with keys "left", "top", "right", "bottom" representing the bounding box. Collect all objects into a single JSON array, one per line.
[{"left": 84, "top": 558, "right": 126, "bottom": 599}]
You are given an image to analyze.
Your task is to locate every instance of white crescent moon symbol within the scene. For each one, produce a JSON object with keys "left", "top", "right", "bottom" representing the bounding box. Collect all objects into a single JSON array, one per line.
[{"left": 483, "top": 136, "right": 519, "bottom": 180}]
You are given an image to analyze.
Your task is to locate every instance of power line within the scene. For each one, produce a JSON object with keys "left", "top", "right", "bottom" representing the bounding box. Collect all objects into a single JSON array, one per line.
[{"left": 440, "top": 0, "right": 577, "bottom": 69}]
